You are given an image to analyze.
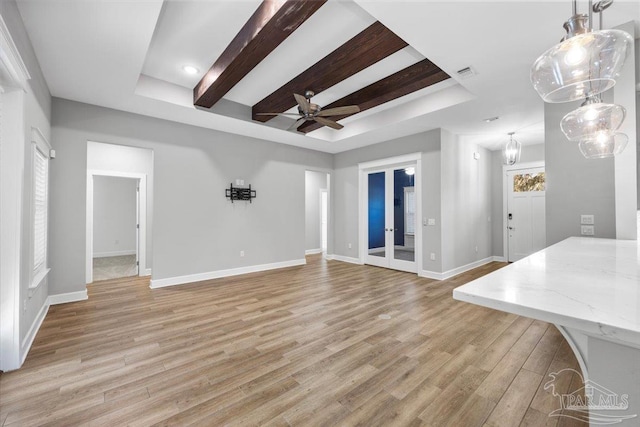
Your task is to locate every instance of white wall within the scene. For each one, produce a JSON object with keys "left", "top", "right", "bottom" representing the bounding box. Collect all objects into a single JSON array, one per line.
[
  {"left": 50, "top": 98, "right": 333, "bottom": 295},
  {"left": 545, "top": 99, "right": 616, "bottom": 246},
  {"left": 93, "top": 176, "right": 138, "bottom": 257},
  {"left": 87, "top": 142, "right": 153, "bottom": 265},
  {"left": 440, "top": 131, "right": 492, "bottom": 272},
  {"left": 305, "top": 171, "right": 327, "bottom": 252},
  {"left": 0, "top": 0, "right": 52, "bottom": 369}
]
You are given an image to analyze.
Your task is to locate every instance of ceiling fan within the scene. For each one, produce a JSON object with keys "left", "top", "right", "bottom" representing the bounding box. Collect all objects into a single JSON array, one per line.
[{"left": 256, "top": 90, "right": 360, "bottom": 131}]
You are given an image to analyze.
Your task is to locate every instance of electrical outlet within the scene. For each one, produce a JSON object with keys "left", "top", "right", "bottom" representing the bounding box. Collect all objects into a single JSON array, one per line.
[
  {"left": 475, "top": 246, "right": 478, "bottom": 253},
  {"left": 581, "top": 225, "right": 595, "bottom": 236},
  {"left": 430, "top": 253, "right": 436, "bottom": 261},
  {"left": 236, "top": 179, "right": 244, "bottom": 186},
  {"left": 581, "top": 214, "right": 594, "bottom": 225},
  {"left": 348, "top": 243, "right": 352, "bottom": 249},
  {"left": 240, "top": 250, "right": 245, "bottom": 257}
]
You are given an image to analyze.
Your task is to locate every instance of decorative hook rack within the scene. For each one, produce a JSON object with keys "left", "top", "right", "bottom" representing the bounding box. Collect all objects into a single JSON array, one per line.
[{"left": 225, "top": 183, "right": 256, "bottom": 203}]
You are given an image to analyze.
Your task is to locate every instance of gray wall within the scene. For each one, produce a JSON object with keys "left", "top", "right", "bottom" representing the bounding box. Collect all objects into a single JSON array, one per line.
[
  {"left": 440, "top": 131, "right": 492, "bottom": 272},
  {"left": 490, "top": 144, "right": 545, "bottom": 258},
  {"left": 50, "top": 98, "right": 332, "bottom": 295},
  {"left": 333, "top": 129, "right": 442, "bottom": 271},
  {"left": 1, "top": 1, "right": 52, "bottom": 355},
  {"left": 87, "top": 142, "right": 154, "bottom": 267},
  {"left": 93, "top": 176, "right": 138, "bottom": 257},
  {"left": 545, "top": 100, "right": 616, "bottom": 246},
  {"left": 305, "top": 170, "right": 327, "bottom": 251}
]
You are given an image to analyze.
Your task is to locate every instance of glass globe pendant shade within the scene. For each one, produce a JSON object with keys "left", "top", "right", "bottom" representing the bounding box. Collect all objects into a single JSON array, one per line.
[
  {"left": 531, "top": 28, "right": 633, "bottom": 103},
  {"left": 502, "top": 134, "right": 521, "bottom": 165},
  {"left": 578, "top": 132, "right": 628, "bottom": 159},
  {"left": 560, "top": 100, "right": 626, "bottom": 141}
]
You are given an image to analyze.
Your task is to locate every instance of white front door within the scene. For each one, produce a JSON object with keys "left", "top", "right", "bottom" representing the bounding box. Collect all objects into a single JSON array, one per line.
[
  {"left": 364, "top": 166, "right": 417, "bottom": 273},
  {"left": 507, "top": 167, "right": 546, "bottom": 262}
]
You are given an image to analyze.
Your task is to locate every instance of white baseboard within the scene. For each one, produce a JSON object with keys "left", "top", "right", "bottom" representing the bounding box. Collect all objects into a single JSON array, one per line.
[
  {"left": 492, "top": 256, "right": 507, "bottom": 262},
  {"left": 93, "top": 250, "right": 136, "bottom": 258},
  {"left": 305, "top": 248, "right": 323, "bottom": 255},
  {"left": 149, "top": 259, "right": 307, "bottom": 289},
  {"left": 20, "top": 298, "right": 50, "bottom": 364},
  {"left": 420, "top": 256, "right": 495, "bottom": 281},
  {"left": 141, "top": 268, "right": 152, "bottom": 277},
  {"left": 49, "top": 290, "right": 88, "bottom": 305},
  {"left": 325, "top": 254, "right": 362, "bottom": 265}
]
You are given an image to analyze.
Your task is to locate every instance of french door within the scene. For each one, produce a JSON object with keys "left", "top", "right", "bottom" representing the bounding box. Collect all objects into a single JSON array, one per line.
[{"left": 364, "top": 165, "right": 417, "bottom": 273}]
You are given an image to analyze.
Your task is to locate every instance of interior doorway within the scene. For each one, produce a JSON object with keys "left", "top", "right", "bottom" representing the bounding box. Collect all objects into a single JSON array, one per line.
[
  {"left": 505, "top": 165, "right": 546, "bottom": 262},
  {"left": 91, "top": 176, "right": 139, "bottom": 281},
  {"left": 86, "top": 170, "right": 148, "bottom": 284},
  {"left": 305, "top": 170, "right": 330, "bottom": 256},
  {"left": 359, "top": 153, "right": 422, "bottom": 274}
]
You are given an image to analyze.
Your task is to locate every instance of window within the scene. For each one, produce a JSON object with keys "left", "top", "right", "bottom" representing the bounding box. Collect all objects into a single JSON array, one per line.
[
  {"left": 513, "top": 172, "right": 545, "bottom": 192},
  {"left": 31, "top": 129, "right": 51, "bottom": 287},
  {"left": 404, "top": 186, "right": 415, "bottom": 235}
]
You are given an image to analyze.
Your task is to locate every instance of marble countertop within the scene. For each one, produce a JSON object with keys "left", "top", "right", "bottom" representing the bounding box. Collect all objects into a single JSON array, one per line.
[{"left": 453, "top": 237, "right": 640, "bottom": 347}]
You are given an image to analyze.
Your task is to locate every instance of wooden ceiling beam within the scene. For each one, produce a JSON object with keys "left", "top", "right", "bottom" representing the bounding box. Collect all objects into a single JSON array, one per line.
[
  {"left": 252, "top": 21, "right": 407, "bottom": 122},
  {"left": 297, "top": 59, "right": 450, "bottom": 133},
  {"left": 193, "top": 0, "right": 327, "bottom": 109}
]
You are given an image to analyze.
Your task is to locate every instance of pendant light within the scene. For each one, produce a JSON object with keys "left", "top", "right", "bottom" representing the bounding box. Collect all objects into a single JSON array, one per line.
[
  {"left": 578, "top": 133, "right": 628, "bottom": 159},
  {"left": 530, "top": 0, "right": 632, "bottom": 103},
  {"left": 502, "top": 132, "right": 521, "bottom": 165},
  {"left": 560, "top": 95, "right": 626, "bottom": 141}
]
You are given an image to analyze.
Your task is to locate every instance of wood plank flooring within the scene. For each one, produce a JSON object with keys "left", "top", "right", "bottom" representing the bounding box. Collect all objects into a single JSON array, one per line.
[{"left": 0, "top": 256, "right": 587, "bottom": 426}]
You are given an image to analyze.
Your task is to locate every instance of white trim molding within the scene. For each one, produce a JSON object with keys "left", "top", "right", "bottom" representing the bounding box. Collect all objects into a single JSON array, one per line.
[
  {"left": 142, "top": 268, "right": 152, "bottom": 277},
  {"left": 305, "top": 248, "right": 323, "bottom": 255},
  {"left": 420, "top": 256, "right": 495, "bottom": 281},
  {"left": 0, "top": 14, "right": 30, "bottom": 91},
  {"left": 20, "top": 299, "right": 49, "bottom": 365},
  {"left": 325, "top": 254, "right": 363, "bottom": 265},
  {"left": 49, "top": 290, "right": 89, "bottom": 305},
  {"left": 150, "top": 259, "right": 307, "bottom": 289},
  {"left": 93, "top": 250, "right": 137, "bottom": 258}
]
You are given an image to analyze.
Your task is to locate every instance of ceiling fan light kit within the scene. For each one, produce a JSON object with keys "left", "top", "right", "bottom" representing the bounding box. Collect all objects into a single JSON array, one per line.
[
  {"left": 259, "top": 90, "right": 360, "bottom": 132},
  {"left": 530, "top": 0, "right": 632, "bottom": 159}
]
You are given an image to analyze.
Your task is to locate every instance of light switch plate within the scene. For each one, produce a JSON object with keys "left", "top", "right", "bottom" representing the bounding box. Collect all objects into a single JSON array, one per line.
[
  {"left": 581, "top": 225, "right": 595, "bottom": 236},
  {"left": 581, "top": 214, "right": 594, "bottom": 225},
  {"left": 427, "top": 218, "right": 436, "bottom": 226}
]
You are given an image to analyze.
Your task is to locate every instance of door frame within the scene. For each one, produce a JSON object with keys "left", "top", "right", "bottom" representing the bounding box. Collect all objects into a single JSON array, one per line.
[
  {"left": 86, "top": 170, "right": 148, "bottom": 284},
  {"left": 305, "top": 168, "right": 332, "bottom": 258},
  {"left": 358, "top": 153, "right": 422, "bottom": 274},
  {"left": 319, "top": 188, "right": 328, "bottom": 253},
  {"left": 502, "top": 161, "right": 545, "bottom": 262}
]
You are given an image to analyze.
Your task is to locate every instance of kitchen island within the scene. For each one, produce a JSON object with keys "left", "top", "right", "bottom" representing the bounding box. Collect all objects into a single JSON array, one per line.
[{"left": 454, "top": 237, "right": 640, "bottom": 425}]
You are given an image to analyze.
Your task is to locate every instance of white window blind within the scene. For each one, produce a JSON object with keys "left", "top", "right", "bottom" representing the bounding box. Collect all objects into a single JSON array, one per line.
[
  {"left": 405, "top": 187, "right": 415, "bottom": 235},
  {"left": 33, "top": 147, "right": 48, "bottom": 273}
]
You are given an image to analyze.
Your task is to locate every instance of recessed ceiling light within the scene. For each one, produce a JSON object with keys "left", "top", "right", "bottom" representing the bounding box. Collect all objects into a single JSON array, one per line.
[
  {"left": 182, "top": 65, "right": 199, "bottom": 75},
  {"left": 484, "top": 116, "right": 500, "bottom": 123}
]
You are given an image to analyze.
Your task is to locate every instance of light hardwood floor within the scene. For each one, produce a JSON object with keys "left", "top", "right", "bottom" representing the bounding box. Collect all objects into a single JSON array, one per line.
[{"left": 0, "top": 256, "right": 587, "bottom": 426}]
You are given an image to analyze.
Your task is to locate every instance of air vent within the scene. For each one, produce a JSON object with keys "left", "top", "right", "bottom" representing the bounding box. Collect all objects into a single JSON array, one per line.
[{"left": 456, "top": 66, "right": 476, "bottom": 79}]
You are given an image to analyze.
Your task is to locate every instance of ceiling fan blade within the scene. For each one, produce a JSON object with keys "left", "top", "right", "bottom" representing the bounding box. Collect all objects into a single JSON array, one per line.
[
  {"left": 255, "top": 112, "right": 301, "bottom": 116},
  {"left": 288, "top": 117, "right": 308, "bottom": 131},
  {"left": 294, "top": 93, "right": 311, "bottom": 114},
  {"left": 314, "top": 116, "right": 344, "bottom": 130},
  {"left": 317, "top": 105, "right": 360, "bottom": 117}
]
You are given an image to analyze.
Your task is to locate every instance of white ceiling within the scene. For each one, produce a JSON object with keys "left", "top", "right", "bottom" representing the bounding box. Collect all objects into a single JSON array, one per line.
[{"left": 15, "top": 0, "right": 640, "bottom": 154}]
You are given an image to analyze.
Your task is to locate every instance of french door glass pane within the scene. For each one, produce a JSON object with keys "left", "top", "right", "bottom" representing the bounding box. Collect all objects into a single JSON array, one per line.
[
  {"left": 368, "top": 172, "right": 385, "bottom": 258},
  {"left": 393, "top": 168, "right": 415, "bottom": 262}
]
